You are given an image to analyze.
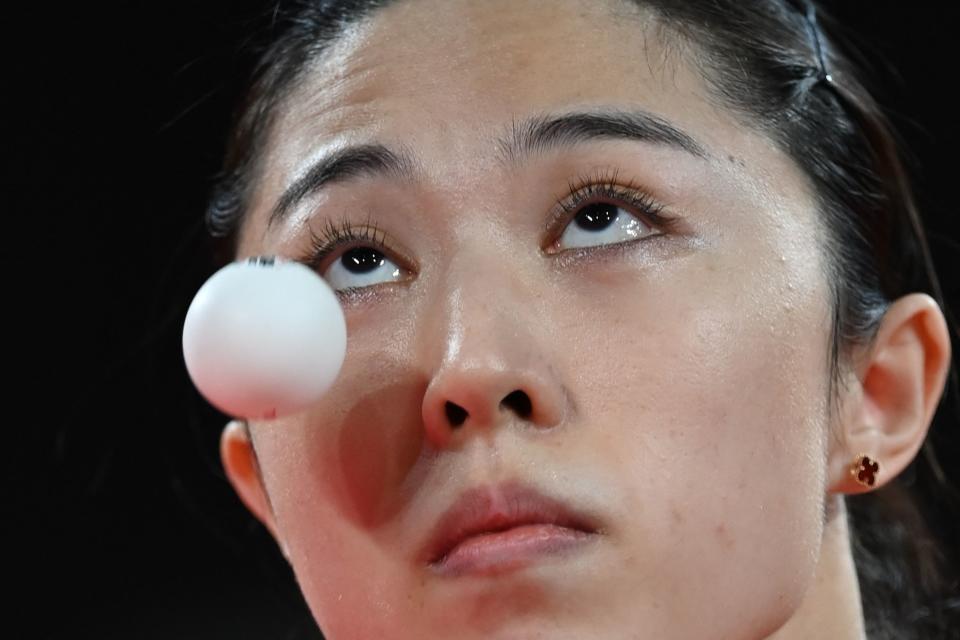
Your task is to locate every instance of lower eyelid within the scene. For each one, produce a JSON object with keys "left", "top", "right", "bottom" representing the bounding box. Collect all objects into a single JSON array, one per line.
[
  {"left": 338, "top": 280, "right": 406, "bottom": 307},
  {"left": 550, "top": 232, "right": 672, "bottom": 268}
]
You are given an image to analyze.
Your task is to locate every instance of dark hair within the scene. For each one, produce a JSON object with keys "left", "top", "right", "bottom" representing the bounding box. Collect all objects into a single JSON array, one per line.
[{"left": 203, "top": 1, "right": 960, "bottom": 637}]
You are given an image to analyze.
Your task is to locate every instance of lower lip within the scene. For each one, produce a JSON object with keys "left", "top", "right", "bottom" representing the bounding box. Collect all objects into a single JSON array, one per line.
[{"left": 429, "top": 524, "right": 595, "bottom": 577}]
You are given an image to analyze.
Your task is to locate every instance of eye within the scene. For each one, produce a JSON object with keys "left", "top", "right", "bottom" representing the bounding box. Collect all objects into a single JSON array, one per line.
[
  {"left": 301, "top": 215, "right": 409, "bottom": 298},
  {"left": 326, "top": 246, "right": 403, "bottom": 292},
  {"left": 553, "top": 202, "right": 656, "bottom": 252},
  {"left": 545, "top": 168, "right": 674, "bottom": 255}
]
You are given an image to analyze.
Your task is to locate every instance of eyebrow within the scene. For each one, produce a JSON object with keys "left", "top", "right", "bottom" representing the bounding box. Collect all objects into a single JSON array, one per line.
[{"left": 267, "top": 106, "right": 711, "bottom": 229}]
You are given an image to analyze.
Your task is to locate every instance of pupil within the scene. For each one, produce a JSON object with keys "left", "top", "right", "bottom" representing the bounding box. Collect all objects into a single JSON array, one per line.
[
  {"left": 342, "top": 247, "right": 385, "bottom": 274},
  {"left": 576, "top": 203, "right": 618, "bottom": 231}
]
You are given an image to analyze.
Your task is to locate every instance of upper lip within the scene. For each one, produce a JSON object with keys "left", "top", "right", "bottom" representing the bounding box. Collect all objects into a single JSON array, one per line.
[{"left": 421, "top": 478, "right": 601, "bottom": 566}]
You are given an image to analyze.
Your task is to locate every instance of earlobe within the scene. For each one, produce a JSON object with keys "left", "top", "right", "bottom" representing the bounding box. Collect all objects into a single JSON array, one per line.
[
  {"left": 220, "top": 420, "right": 283, "bottom": 544},
  {"left": 827, "top": 293, "right": 952, "bottom": 495}
]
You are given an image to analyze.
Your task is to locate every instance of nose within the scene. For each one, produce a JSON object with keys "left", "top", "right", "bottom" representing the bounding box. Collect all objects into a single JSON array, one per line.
[
  {"left": 418, "top": 243, "right": 568, "bottom": 449},
  {"left": 421, "top": 360, "right": 567, "bottom": 449}
]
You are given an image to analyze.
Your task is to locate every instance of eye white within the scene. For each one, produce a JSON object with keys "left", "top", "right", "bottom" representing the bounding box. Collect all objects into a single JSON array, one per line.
[
  {"left": 556, "top": 204, "right": 654, "bottom": 250},
  {"left": 324, "top": 249, "right": 403, "bottom": 291}
]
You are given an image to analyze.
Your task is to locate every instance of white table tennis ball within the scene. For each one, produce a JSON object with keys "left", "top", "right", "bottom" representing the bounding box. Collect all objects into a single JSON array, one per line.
[{"left": 182, "top": 255, "right": 347, "bottom": 420}]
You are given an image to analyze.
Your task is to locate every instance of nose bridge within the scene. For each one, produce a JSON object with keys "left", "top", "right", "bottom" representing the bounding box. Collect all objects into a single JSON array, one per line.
[
  {"left": 430, "top": 224, "right": 529, "bottom": 365},
  {"left": 417, "top": 226, "right": 568, "bottom": 448}
]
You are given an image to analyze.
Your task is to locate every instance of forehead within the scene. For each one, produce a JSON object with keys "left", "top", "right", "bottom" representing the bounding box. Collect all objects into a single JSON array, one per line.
[{"left": 244, "top": 0, "right": 809, "bottom": 245}]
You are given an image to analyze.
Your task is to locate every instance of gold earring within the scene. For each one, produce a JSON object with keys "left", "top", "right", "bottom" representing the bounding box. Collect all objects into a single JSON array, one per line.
[{"left": 850, "top": 453, "right": 880, "bottom": 488}]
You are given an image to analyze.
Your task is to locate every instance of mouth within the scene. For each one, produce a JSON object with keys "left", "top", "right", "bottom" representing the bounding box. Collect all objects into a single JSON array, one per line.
[{"left": 421, "top": 478, "right": 602, "bottom": 577}]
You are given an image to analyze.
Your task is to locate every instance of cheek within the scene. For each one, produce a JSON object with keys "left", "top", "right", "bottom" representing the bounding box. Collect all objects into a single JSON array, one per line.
[
  {"left": 247, "top": 418, "right": 422, "bottom": 638},
  {"left": 566, "top": 244, "right": 832, "bottom": 634}
]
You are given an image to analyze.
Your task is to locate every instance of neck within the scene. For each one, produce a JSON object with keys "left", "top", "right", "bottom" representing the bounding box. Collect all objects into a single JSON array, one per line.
[{"left": 769, "top": 495, "right": 867, "bottom": 640}]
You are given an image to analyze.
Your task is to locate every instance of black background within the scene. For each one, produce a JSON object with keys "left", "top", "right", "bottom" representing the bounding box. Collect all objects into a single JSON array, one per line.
[{"left": 14, "top": 2, "right": 960, "bottom": 639}]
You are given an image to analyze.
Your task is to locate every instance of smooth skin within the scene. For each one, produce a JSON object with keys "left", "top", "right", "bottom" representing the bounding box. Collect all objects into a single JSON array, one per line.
[{"left": 219, "top": 0, "right": 952, "bottom": 638}]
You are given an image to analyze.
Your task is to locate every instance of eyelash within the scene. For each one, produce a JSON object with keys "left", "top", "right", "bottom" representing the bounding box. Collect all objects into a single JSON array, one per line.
[
  {"left": 299, "top": 167, "right": 677, "bottom": 274},
  {"left": 305, "top": 212, "right": 391, "bottom": 270},
  {"left": 549, "top": 167, "right": 678, "bottom": 247}
]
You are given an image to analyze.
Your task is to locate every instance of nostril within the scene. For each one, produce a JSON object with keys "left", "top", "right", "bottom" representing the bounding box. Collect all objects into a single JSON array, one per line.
[
  {"left": 501, "top": 390, "right": 532, "bottom": 418},
  {"left": 445, "top": 401, "right": 468, "bottom": 428}
]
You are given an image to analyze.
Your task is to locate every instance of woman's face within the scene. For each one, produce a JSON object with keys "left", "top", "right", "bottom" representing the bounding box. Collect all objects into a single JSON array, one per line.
[{"left": 233, "top": 0, "right": 837, "bottom": 637}]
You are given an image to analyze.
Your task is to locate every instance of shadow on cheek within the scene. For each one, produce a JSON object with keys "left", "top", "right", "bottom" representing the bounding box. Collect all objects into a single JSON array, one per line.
[{"left": 314, "top": 375, "right": 428, "bottom": 530}]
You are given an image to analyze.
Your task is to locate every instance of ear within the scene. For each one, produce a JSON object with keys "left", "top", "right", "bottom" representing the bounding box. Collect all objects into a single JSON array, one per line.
[
  {"left": 220, "top": 420, "right": 287, "bottom": 555},
  {"left": 827, "top": 293, "right": 952, "bottom": 495}
]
